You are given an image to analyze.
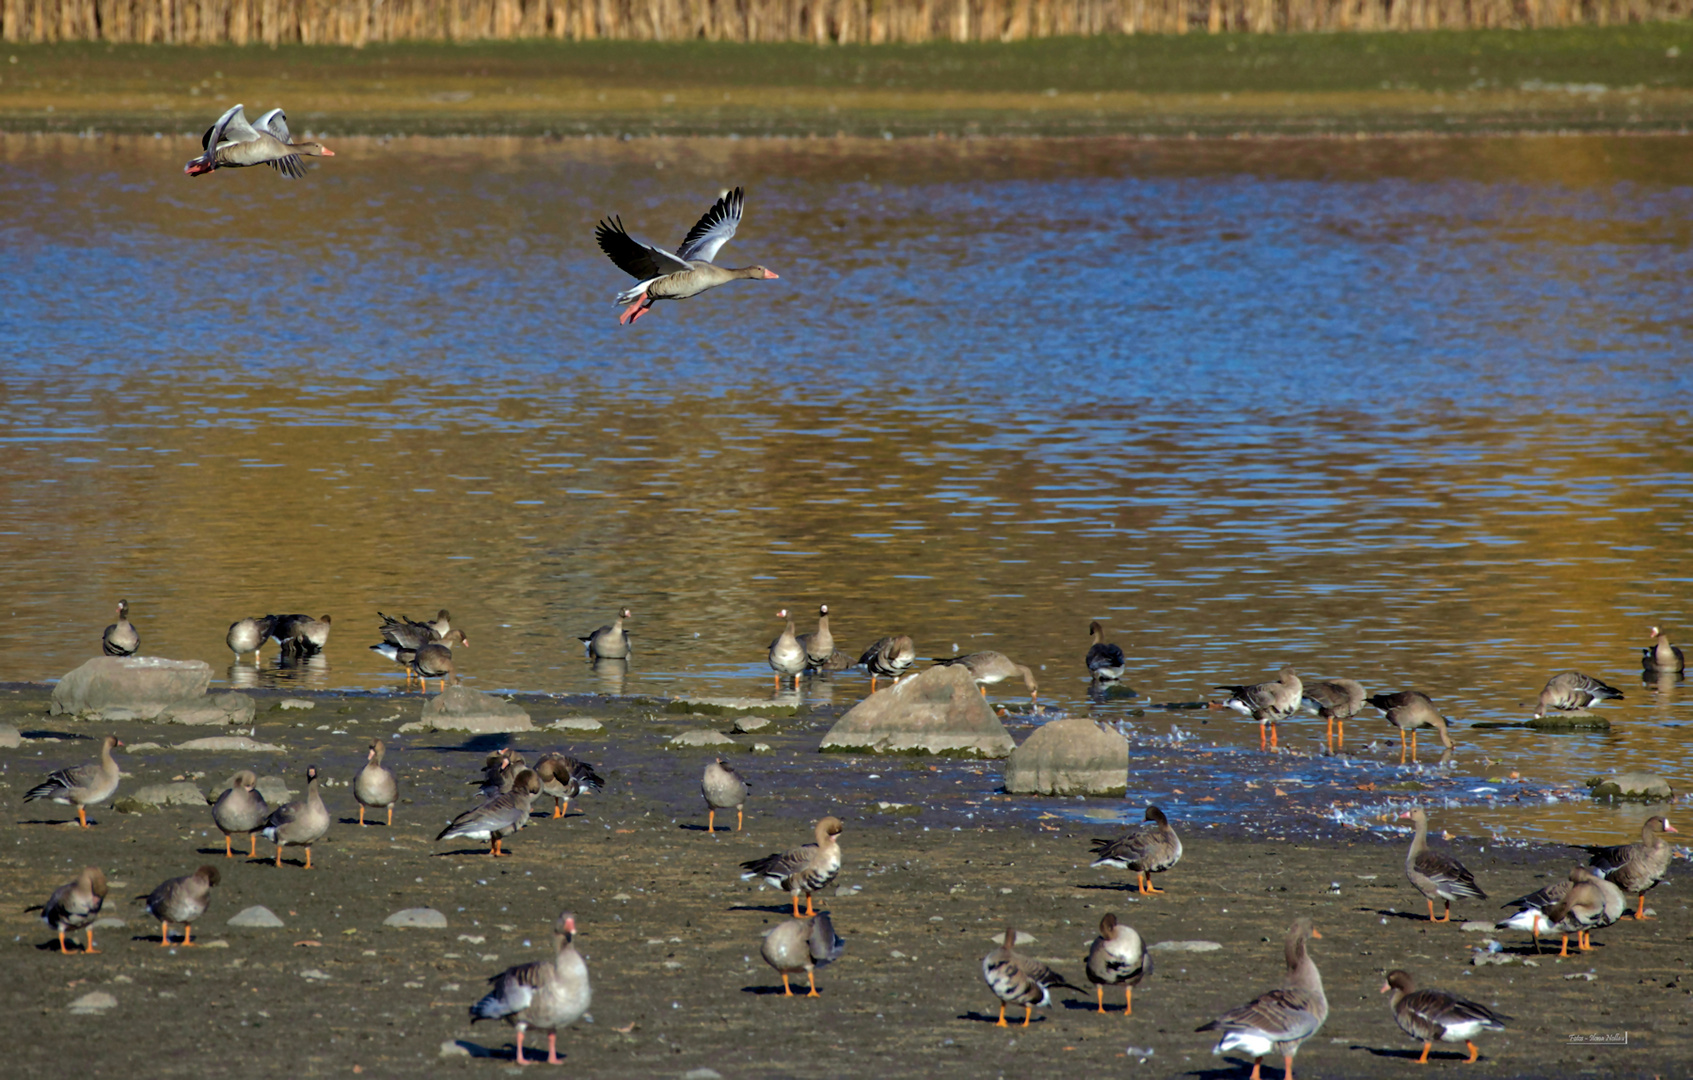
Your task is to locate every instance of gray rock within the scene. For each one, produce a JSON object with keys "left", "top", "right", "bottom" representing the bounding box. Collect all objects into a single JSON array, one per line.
[
  {"left": 439, "top": 1041, "right": 472, "bottom": 1060},
  {"left": 0, "top": 722, "right": 20, "bottom": 748},
  {"left": 406, "top": 686, "right": 532, "bottom": 734},
  {"left": 683, "top": 1070, "right": 724, "bottom": 1080},
  {"left": 548, "top": 717, "right": 604, "bottom": 732},
  {"left": 1587, "top": 771, "right": 1674, "bottom": 801},
  {"left": 280, "top": 698, "right": 316, "bottom": 711},
  {"left": 1149, "top": 940, "right": 1222, "bottom": 953},
  {"left": 129, "top": 781, "right": 209, "bottom": 807},
  {"left": 172, "top": 736, "right": 285, "bottom": 752},
  {"left": 67, "top": 990, "right": 118, "bottom": 1014},
  {"left": 733, "top": 716, "right": 771, "bottom": 734},
  {"left": 227, "top": 905, "right": 286, "bottom": 928},
  {"left": 254, "top": 776, "right": 293, "bottom": 804},
  {"left": 820, "top": 664, "right": 1015, "bottom": 758},
  {"left": 111, "top": 798, "right": 154, "bottom": 814},
  {"left": 384, "top": 907, "right": 449, "bottom": 929},
  {"left": 1003, "top": 717, "right": 1129, "bottom": 796},
  {"left": 667, "top": 696, "right": 799, "bottom": 718},
  {"left": 669, "top": 729, "right": 736, "bottom": 748},
  {"left": 158, "top": 692, "right": 256, "bottom": 726},
  {"left": 50, "top": 656, "right": 212, "bottom": 720}
]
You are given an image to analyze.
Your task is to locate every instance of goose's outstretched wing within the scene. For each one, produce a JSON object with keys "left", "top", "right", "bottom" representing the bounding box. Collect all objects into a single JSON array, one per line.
[
  {"left": 677, "top": 187, "right": 743, "bottom": 264},
  {"left": 595, "top": 216, "right": 691, "bottom": 281}
]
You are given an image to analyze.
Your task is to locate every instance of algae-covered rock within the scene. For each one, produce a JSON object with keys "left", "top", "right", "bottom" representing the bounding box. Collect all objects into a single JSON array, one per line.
[
  {"left": 820, "top": 664, "right": 1014, "bottom": 758},
  {"left": 1003, "top": 717, "right": 1128, "bottom": 796}
]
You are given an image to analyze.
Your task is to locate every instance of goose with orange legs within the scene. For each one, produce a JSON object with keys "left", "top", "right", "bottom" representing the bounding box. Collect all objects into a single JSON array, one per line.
[
  {"left": 761, "top": 913, "right": 845, "bottom": 998},
  {"left": 1085, "top": 913, "right": 1150, "bottom": 1015},
  {"left": 1401, "top": 808, "right": 1485, "bottom": 922},
  {"left": 1498, "top": 866, "right": 1625, "bottom": 954},
  {"left": 933, "top": 651, "right": 1038, "bottom": 705},
  {"left": 437, "top": 770, "right": 541, "bottom": 857},
  {"left": 702, "top": 757, "right": 748, "bottom": 833},
  {"left": 1300, "top": 677, "right": 1365, "bottom": 752},
  {"left": 261, "top": 766, "right": 329, "bottom": 869},
  {"left": 859, "top": 635, "right": 916, "bottom": 692},
  {"left": 1367, "top": 691, "right": 1454, "bottom": 764},
  {"left": 1198, "top": 918, "right": 1326, "bottom": 1080},
  {"left": 1216, "top": 667, "right": 1302, "bottom": 751},
  {"left": 211, "top": 770, "right": 269, "bottom": 857},
  {"left": 534, "top": 753, "right": 603, "bottom": 818},
  {"left": 1382, "top": 969, "right": 1509, "bottom": 1064},
  {"left": 354, "top": 739, "right": 398, "bottom": 826},
  {"left": 740, "top": 817, "right": 843, "bottom": 917},
  {"left": 41, "top": 867, "right": 107, "bottom": 955},
  {"left": 470, "top": 912, "right": 591, "bottom": 1066},
  {"left": 768, "top": 609, "right": 806, "bottom": 691},
  {"left": 982, "top": 927, "right": 1083, "bottom": 1027},
  {"left": 1089, "top": 805, "right": 1183, "bottom": 896},
  {"left": 143, "top": 865, "right": 219, "bottom": 947},
  {"left": 24, "top": 735, "right": 122, "bottom": 828},
  {"left": 1583, "top": 816, "right": 1678, "bottom": 920}
]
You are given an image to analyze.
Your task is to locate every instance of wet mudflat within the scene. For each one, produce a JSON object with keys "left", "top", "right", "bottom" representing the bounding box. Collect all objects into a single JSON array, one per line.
[{"left": 1, "top": 685, "right": 1686, "bottom": 1078}]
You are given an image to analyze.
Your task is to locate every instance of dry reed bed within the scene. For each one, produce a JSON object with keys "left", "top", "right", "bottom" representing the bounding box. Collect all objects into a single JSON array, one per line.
[{"left": 4, "top": 0, "right": 1691, "bottom": 43}]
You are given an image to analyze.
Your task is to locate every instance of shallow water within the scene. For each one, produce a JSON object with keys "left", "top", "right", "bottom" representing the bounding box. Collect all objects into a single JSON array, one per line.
[{"left": 2, "top": 132, "right": 1691, "bottom": 843}]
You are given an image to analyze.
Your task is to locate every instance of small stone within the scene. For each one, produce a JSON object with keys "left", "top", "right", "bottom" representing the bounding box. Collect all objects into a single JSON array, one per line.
[
  {"left": 200, "top": 940, "right": 229, "bottom": 949},
  {"left": 280, "top": 698, "right": 316, "bottom": 710},
  {"left": 159, "top": 692, "right": 255, "bottom": 726},
  {"left": 988, "top": 930, "right": 1036, "bottom": 946},
  {"left": 92, "top": 917, "right": 127, "bottom": 929},
  {"left": 1149, "top": 940, "right": 1222, "bottom": 953},
  {"left": 125, "top": 742, "right": 162, "bottom": 752},
  {"left": 111, "top": 797, "right": 154, "bottom": 814},
  {"left": 751, "top": 743, "right": 773, "bottom": 753},
  {"left": 130, "top": 781, "right": 209, "bottom": 807},
  {"left": 68, "top": 991, "right": 118, "bottom": 1014},
  {"left": 300, "top": 969, "right": 332, "bottom": 981},
  {"left": 439, "top": 1041, "right": 471, "bottom": 1060},
  {"left": 668, "top": 729, "right": 736, "bottom": 748},
  {"left": 228, "top": 905, "right": 286, "bottom": 928},
  {"left": 548, "top": 717, "right": 604, "bottom": 732},
  {"left": 732, "top": 716, "right": 770, "bottom": 734},
  {"left": 384, "top": 907, "right": 448, "bottom": 929},
  {"left": 0, "top": 723, "right": 20, "bottom": 748},
  {"left": 1460, "top": 921, "right": 1495, "bottom": 932},
  {"left": 172, "top": 736, "right": 285, "bottom": 752}
]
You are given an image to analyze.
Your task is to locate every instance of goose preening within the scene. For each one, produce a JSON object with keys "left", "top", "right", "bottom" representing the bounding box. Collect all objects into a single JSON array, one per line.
[
  {"left": 226, "top": 615, "right": 278, "bottom": 663},
  {"left": 981, "top": 927, "right": 1083, "bottom": 1027},
  {"left": 1216, "top": 667, "right": 1303, "bottom": 751},
  {"left": 933, "top": 651, "right": 1038, "bottom": 704},
  {"left": 1197, "top": 918, "right": 1326, "bottom": 1080},
  {"left": 273, "top": 613, "right": 332, "bottom": 659},
  {"left": 702, "top": 757, "right": 749, "bottom": 833},
  {"left": 261, "top": 766, "right": 329, "bottom": 869},
  {"left": 211, "top": 770, "right": 270, "bottom": 857},
  {"left": 102, "top": 599, "right": 138, "bottom": 656},
  {"left": 1085, "top": 913, "right": 1150, "bottom": 1015},
  {"left": 1366, "top": 690, "right": 1454, "bottom": 764},
  {"left": 1300, "top": 677, "right": 1365, "bottom": 751},
  {"left": 579, "top": 608, "right": 632, "bottom": 660},
  {"left": 1643, "top": 625, "right": 1686, "bottom": 673},
  {"left": 1498, "top": 866, "right": 1625, "bottom": 955},
  {"left": 184, "top": 104, "right": 334, "bottom": 178},
  {"left": 1381, "top": 969, "right": 1509, "bottom": 1064},
  {"left": 1088, "top": 805, "right": 1183, "bottom": 895},
  {"left": 354, "top": 739, "right": 398, "bottom": 826},
  {"left": 470, "top": 912, "right": 591, "bottom": 1066},
  {"left": 740, "top": 816, "right": 844, "bottom": 917},
  {"left": 1085, "top": 620, "right": 1127, "bottom": 682},
  {"left": 768, "top": 609, "right": 807, "bottom": 691},
  {"left": 594, "top": 187, "right": 778, "bottom": 325},
  {"left": 796, "top": 604, "right": 834, "bottom": 669},
  {"left": 859, "top": 635, "right": 916, "bottom": 692},
  {"left": 471, "top": 749, "right": 524, "bottom": 800},
  {"left": 1401, "top": 807, "right": 1485, "bottom": 922},
  {"left": 1533, "top": 670, "right": 1623, "bottom": 719},
  {"left": 24, "top": 734, "right": 123, "bottom": 828},
  {"left": 1583, "top": 815, "right": 1678, "bottom": 920},
  {"left": 375, "top": 610, "right": 446, "bottom": 664},
  {"left": 413, "top": 629, "right": 469, "bottom": 693},
  {"left": 143, "top": 865, "right": 219, "bottom": 947},
  {"left": 42, "top": 867, "right": 107, "bottom": 954},
  {"left": 761, "top": 913, "right": 845, "bottom": 998},
  {"left": 534, "top": 753, "right": 603, "bottom": 818},
  {"left": 437, "top": 769, "right": 541, "bottom": 857}
]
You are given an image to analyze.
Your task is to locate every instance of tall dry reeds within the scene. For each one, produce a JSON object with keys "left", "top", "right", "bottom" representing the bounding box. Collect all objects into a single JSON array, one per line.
[{"left": 2, "top": 0, "right": 1688, "bottom": 42}]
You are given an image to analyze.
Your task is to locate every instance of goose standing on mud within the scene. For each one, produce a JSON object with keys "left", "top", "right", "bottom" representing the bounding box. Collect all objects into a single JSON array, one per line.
[
  {"left": 595, "top": 187, "right": 778, "bottom": 325},
  {"left": 438, "top": 769, "right": 541, "bottom": 857},
  {"left": 211, "top": 770, "right": 270, "bottom": 857},
  {"left": 470, "top": 911, "right": 591, "bottom": 1066},
  {"left": 24, "top": 735, "right": 123, "bottom": 828},
  {"left": 1089, "top": 805, "right": 1183, "bottom": 895},
  {"left": 702, "top": 757, "right": 749, "bottom": 833},
  {"left": 184, "top": 104, "right": 334, "bottom": 178},
  {"left": 261, "top": 765, "right": 330, "bottom": 869},
  {"left": 1198, "top": 918, "right": 1326, "bottom": 1080},
  {"left": 534, "top": 753, "right": 603, "bottom": 818},
  {"left": 1582, "top": 815, "right": 1678, "bottom": 920},
  {"left": 761, "top": 913, "right": 846, "bottom": 998},
  {"left": 354, "top": 739, "right": 398, "bottom": 826},
  {"left": 981, "top": 927, "right": 1083, "bottom": 1027},
  {"left": 859, "top": 635, "right": 917, "bottom": 692},
  {"left": 1401, "top": 807, "right": 1486, "bottom": 922},
  {"left": 1085, "top": 913, "right": 1150, "bottom": 1015},
  {"left": 741, "top": 816, "right": 844, "bottom": 917},
  {"left": 1381, "top": 969, "right": 1509, "bottom": 1064},
  {"left": 143, "top": 865, "right": 219, "bottom": 947},
  {"left": 1497, "top": 866, "right": 1624, "bottom": 955},
  {"left": 41, "top": 867, "right": 108, "bottom": 955}
]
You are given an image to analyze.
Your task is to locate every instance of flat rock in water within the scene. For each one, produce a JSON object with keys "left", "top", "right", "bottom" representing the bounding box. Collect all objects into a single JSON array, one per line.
[
  {"left": 1003, "top": 717, "right": 1128, "bottom": 796},
  {"left": 67, "top": 991, "right": 117, "bottom": 1014},
  {"left": 732, "top": 716, "right": 771, "bottom": 733},
  {"left": 50, "top": 656, "right": 213, "bottom": 720},
  {"left": 129, "top": 781, "right": 209, "bottom": 807},
  {"left": 820, "top": 664, "right": 1015, "bottom": 758},
  {"left": 384, "top": 907, "right": 448, "bottom": 929},
  {"left": 1527, "top": 712, "right": 1610, "bottom": 731},
  {"left": 409, "top": 686, "right": 532, "bottom": 733},
  {"left": 254, "top": 776, "right": 294, "bottom": 804},
  {"left": 548, "top": 717, "right": 604, "bottom": 732},
  {"left": 0, "top": 722, "right": 20, "bottom": 748},
  {"left": 669, "top": 729, "right": 736, "bottom": 748},
  {"left": 173, "top": 736, "right": 285, "bottom": 752},
  {"left": 666, "top": 696, "right": 799, "bottom": 718},
  {"left": 228, "top": 905, "right": 286, "bottom": 928},
  {"left": 1587, "top": 771, "right": 1673, "bottom": 801},
  {"left": 1149, "top": 940, "right": 1222, "bottom": 953},
  {"left": 157, "top": 692, "right": 256, "bottom": 726}
]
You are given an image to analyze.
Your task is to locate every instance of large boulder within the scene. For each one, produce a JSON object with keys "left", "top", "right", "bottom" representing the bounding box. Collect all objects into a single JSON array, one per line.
[
  {"left": 157, "top": 692, "right": 256, "bottom": 726},
  {"left": 403, "top": 687, "right": 532, "bottom": 734},
  {"left": 820, "top": 664, "right": 1015, "bottom": 758},
  {"left": 51, "top": 657, "right": 212, "bottom": 720},
  {"left": 1003, "top": 717, "right": 1129, "bottom": 796}
]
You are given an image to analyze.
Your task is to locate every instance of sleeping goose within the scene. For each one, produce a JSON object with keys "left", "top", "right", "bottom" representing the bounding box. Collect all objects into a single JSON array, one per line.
[
  {"left": 1401, "top": 807, "right": 1485, "bottom": 922},
  {"left": 1643, "top": 625, "right": 1686, "bottom": 673},
  {"left": 1300, "top": 677, "right": 1365, "bottom": 751},
  {"left": 1089, "top": 805, "right": 1183, "bottom": 895},
  {"left": 1583, "top": 815, "right": 1678, "bottom": 920},
  {"left": 1498, "top": 866, "right": 1625, "bottom": 954},
  {"left": 768, "top": 609, "right": 807, "bottom": 691},
  {"left": 226, "top": 615, "right": 277, "bottom": 663},
  {"left": 102, "top": 599, "right": 138, "bottom": 656},
  {"left": 1085, "top": 620, "right": 1127, "bottom": 682},
  {"left": 184, "top": 104, "right": 334, "bottom": 178},
  {"left": 1533, "top": 670, "right": 1623, "bottom": 719},
  {"left": 594, "top": 187, "right": 778, "bottom": 325},
  {"left": 579, "top": 608, "right": 632, "bottom": 660},
  {"left": 1216, "top": 667, "right": 1303, "bottom": 751},
  {"left": 260, "top": 765, "right": 329, "bottom": 869},
  {"left": 1381, "top": 969, "right": 1509, "bottom": 1064},
  {"left": 42, "top": 867, "right": 107, "bottom": 954},
  {"left": 702, "top": 757, "right": 749, "bottom": 833},
  {"left": 24, "top": 735, "right": 123, "bottom": 828},
  {"left": 354, "top": 739, "right": 398, "bottom": 826},
  {"left": 1366, "top": 690, "right": 1454, "bottom": 764},
  {"left": 534, "top": 753, "right": 603, "bottom": 818},
  {"left": 1197, "top": 918, "right": 1326, "bottom": 1080},
  {"left": 143, "top": 865, "right": 219, "bottom": 947},
  {"left": 859, "top": 635, "right": 916, "bottom": 692},
  {"left": 211, "top": 770, "right": 270, "bottom": 857},
  {"left": 761, "top": 912, "right": 845, "bottom": 997},
  {"left": 1085, "top": 913, "right": 1150, "bottom": 1015},
  {"left": 470, "top": 911, "right": 591, "bottom": 1066},
  {"left": 933, "top": 651, "right": 1038, "bottom": 704},
  {"left": 740, "top": 816, "right": 843, "bottom": 917},
  {"left": 796, "top": 604, "right": 834, "bottom": 669},
  {"left": 437, "top": 769, "right": 540, "bottom": 857},
  {"left": 981, "top": 927, "right": 1083, "bottom": 1027}
]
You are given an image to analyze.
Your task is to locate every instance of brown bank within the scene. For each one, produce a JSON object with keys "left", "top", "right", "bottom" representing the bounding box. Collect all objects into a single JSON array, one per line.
[{"left": 0, "top": 684, "right": 1686, "bottom": 1078}]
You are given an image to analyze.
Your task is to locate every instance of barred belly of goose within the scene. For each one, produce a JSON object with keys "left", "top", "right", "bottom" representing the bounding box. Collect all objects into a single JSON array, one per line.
[{"left": 741, "top": 817, "right": 843, "bottom": 917}]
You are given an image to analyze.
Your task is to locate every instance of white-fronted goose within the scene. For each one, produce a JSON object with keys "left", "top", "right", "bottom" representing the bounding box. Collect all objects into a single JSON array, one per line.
[
  {"left": 1089, "top": 805, "right": 1184, "bottom": 895},
  {"left": 226, "top": 615, "right": 276, "bottom": 662},
  {"left": 1643, "top": 625, "right": 1686, "bottom": 673},
  {"left": 1198, "top": 918, "right": 1327, "bottom": 1080},
  {"left": 1533, "top": 670, "right": 1623, "bottom": 719},
  {"left": 1583, "top": 815, "right": 1678, "bottom": 919},
  {"left": 144, "top": 865, "right": 219, "bottom": 947},
  {"left": 740, "top": 816, "right": 844, "bottom": 917},
  {"left": 471, "top": 749, "right": 522, "bottom": 799},
  {"left": 25, "top": 734, "right": 123, "bottom": 828},
  {"left": 859, "top": 635, "right": 916, "bottom": 692},
  {"left": 1366, "top": 691, "right": 1454, "bottom": 764},
  {"left": 595, "top": 187, "right": 778, "bottom": 325},
  {"left": 470, "top": 911, "right": 591, "bottom": 1066},
  {"left": 1216, "top": 667, "right": 1303, "bottom": 751},
  {"left": 1085, "top": 912, "right": 1150, "bottom": 1015},
  {"left": 377, "top": 610, "right": 444, "bottom": 651},
  {"left": 211, "top": 770, "right": 270, "bottom": 857},
  {"left": 261, "top": 766, "right": 329, "bottom": 869},
  {"left": 768, "top": 609, "right": 807, "bottom": 691},
  {"left": 414, "top": 628, "right": 468, "bottom": 693},
  {"left": 1498, "top": 866, "right": 1625, "bottom": 954},
  {"left": 437, "top": 769, "right": 540, "bottom": 857},
  {"left": 354, "top": 739, "right": 398, "bottom": 826},
  {"left": 934, "top": 651, "right": 1038, "bottom": 703},
  {"left": 1085, "top": 620, "right": 1127, "bottom": 682},
  {"left": 1381, "top": 969, "right": 1509, "bottom": 1064},
  {"left": 273, "top": 613, "right": 332, "bottom": 660},
  {"left": 1300, "top": 677, "right": 1365, "bottom": 751},
  {"left": 102, "top": 599, "right": 138, "bottom": 656},
  {"left": 369, "top": 642, "right": 419, "bottom": 688},
  {"left": 982, "top": 926, "right": 1082, "bottom": 1027},
  {"left": 797, "top": 604, "right": 834, "bottom": 668},
  {"left": 422, "top": 609, "right": 452, "bottom": 638},
  {"left": 42, "top": 867, "right": 107, "bottom": 954},
  {"left": 701, "top": 757, "right": 748, "bottom": 833},
  {"left": 761, "top": 912, "right": 845, "bottom": 997},
  {"left": 579, "top": 607, "right": 632, "bottom": 659},
  {"left": 184, "top": 104, "right": 334, "bottom": 178},
  {"left": 534, "top": 753, "right": 603, "bottom": 818},
  {"left": 1401, "top": 807, "right": 1485, "bottom": 922}
]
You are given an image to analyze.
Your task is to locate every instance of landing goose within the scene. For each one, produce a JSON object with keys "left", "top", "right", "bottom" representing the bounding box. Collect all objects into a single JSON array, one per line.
[
  {"left": 25, "top": 734, "right": 123, "bottom": 828},
  {"left": 226, "top": 615, "right": 277, "bottom": 662},
  {"left": 143, "top": 865, "right": 219, "bottom": 947},
  {"left": 701, "top": 757, "right": 749, "bottom": 833},
  {"left": 595, "top": 187, "right": 778, "bottom": 325},
  {"left": 413, "top": 628, "right": 468, "bottom": 693},
  {"left": 796, "top": 604, "right": 834, "bottom": 668},
  {"left": 437, "top": 769, "right": 540, "bottom": 857},
  {"left": 184, "top": 104, "right": 334, "bottom": 178},
  {"left": 1498, "top": 866, "right": 1625, "bottom": 954},
  {"left": 211, "top": 770, "right": 270, "bottom": 857},
  {"left": 1583, "top": 815, "right": 1678, "bottom": 920},
  {"left": 260, "top": 765, "right": 329, "bottom": 869},
  {"left": 1381, "top": 969, "right": 1508, "bottom": 1064},
  {"left": 1300, "top": 677, "right": 1365, "bottom": 750},
  {"left": 1401, "top": 807, "right": 1485, "bottom": 922},
  {"left": 761, "top": 913, "right": 845, "bottom": 997},
  {"left": 354, "top": 739, "right": 398, "bottom": 826},
  {"left": 768, "top": 609, "right": 807, "bottom": 691},
  {"left": 534, "top": 753, "right": 603, "bottom": 818},
  {"left": 1085, "top": 913, "right": 1150, "bottom": 1015},
  {"left": 1197, "top": 918, "right": 1326, "bottom": 1080},
  {"left": 1216, "top": 667, "right": 1303, "bottom": 751},
  {"left": 470, "top": 911, "right": 591, "bottom": 1066},
  {"left": 934, "top": 651, "right": 1038, "bottom": 703},
  {"left": 42, "top": 867, "right": 107, "bottom": 954},
  {"left": 272, "top": 613, "right": 332, "bottom": 659},
  {"left": 1642, "top": 625, "right": 1685, "bottom": 673},
  {"left": 102, "top": 599, "right": 138, "bottom": 656},
  {"left": 981, "top": 927, "right": 1083, "bottom": 1027},
  {"left": 1089, "top": 805, "right": 1183, "bottom": 895},
  {"left": 1533, "top": 670, "right": 1623, "bottom": 719},
  {"left": 1366, "top": 691, "right": 1453, "bottom": 764},
  {"left": 740, "top": 816, "right": 843, "bottom": 917},
  {"left": 1085, "top": 620, "right": 1127, "bottom": 681},
  {"left": 859, "top": 635, "right": 916, "bottom": 692},
  {"left": 579, "top": 608, "right": 632, "bottom": 659}
]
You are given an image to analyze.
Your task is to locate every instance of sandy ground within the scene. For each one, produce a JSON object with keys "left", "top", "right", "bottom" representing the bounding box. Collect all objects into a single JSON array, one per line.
[{"left": 0, "top": 684, "right": 1687, "bottom": 1079}]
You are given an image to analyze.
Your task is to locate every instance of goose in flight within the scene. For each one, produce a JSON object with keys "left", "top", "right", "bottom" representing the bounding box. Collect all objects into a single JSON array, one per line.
[
  {"left": 594, "top": 187, "right": 779, "bottom": 325},
  {"left": 184, "top": 104, "right": 334, "bottom": 178}
]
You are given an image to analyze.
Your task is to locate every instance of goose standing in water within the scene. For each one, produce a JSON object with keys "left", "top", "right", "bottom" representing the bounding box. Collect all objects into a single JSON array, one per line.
[
  {"left": 272, "top": 613, "right": 332, "bottom": 659},
  {"left": 933, "top": 651, "right": 1038, "bottom": 705},
  {"left": 1300, "top": 677, "right": 1365, "bottom": 751},
  {"left": 24, "top": 735, "right": 123, "bottom": 828},
  {"left": 184, "top": 104, "right": 334, "bottom": 178},
  {"left": 1198, "top": 918, "right": 1326, "bottom": 1080},
  {"left": 226, "top": 615, "right": 278, "bottom": 663},
  {"left": 579, "top": 608, "right": 632, "bottom": 659},
  {"left": 796, "top": 604, "right": 835, "bottom": 669},
  {"left": 1085, "top": 620, "right": 1127, "bottom": 682},
  {"left": 1215, "top": 667, "right": 1303, "bottom": 751},
  {"left": 768, "top": 609, "right": 807, "bottom": 691},
  {"left": 594, "top": 187, "right": 778, "bottom": 325},
  {"left": 1381, "top": 969, "right": 1509, "bottom": 1064},
  {"left": 1642, "top": 625, "right": 1685, "bottom": 674},
  {"left": 470, "top": 912, "right": 591, "bottom": 1066},
  {"left": 413, "top": 629, "right": 468, "bottom": 693},
  {"left": 859, "top": 635, "right": 916, "bottom": 692},
  {"left": 1367, "top": 690, "right": 1454, "bottom": 764},
  {"left": 102, "top": 599, "right": 138, "bottom": 656}
]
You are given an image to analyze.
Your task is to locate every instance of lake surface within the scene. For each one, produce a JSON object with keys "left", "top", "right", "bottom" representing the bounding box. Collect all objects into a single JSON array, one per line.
[{"left": 2, "top": 131, "right": 1690, "bottom": 843}]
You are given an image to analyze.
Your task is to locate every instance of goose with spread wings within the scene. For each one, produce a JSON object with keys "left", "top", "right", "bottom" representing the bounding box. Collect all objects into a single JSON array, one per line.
[
  {"left": 594, "top": 187, "right": 779, "bottom": 325},
  {"left": 185, "top": 104, "right": 335, "bottom": 178}
]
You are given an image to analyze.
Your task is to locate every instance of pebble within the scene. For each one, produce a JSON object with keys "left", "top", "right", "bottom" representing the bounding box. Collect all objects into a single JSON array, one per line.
[
  {"left": 439, "top": 1041, "right": 471, "bottom": 1060},
  {"left": 669, "top": 729, "right": 736, "bottom": 748},
  {"left": 732, "top": 716, "right": 770, "bottom": 733},
  {"left": 173, "top": 736, "right": 285, "bottom": 752},
  {"left": 68, "top": 991, "right": 118, "bottom": 1014},
  {"left": 280, "top": 699, "right": 315, "bottom": 710},
  {"left": 684, "top": 1070, "right": 724, "bottom": 1080},
  {"left": 0, "top": 723, "right": 19, "bottom": 748},
  {"left": 384, "top": 907, "right": 448, "bottom": 929},
  {"left": 300, "top": 969, "right": 332, "bottom": 981},
  {"left": 549, "top": 717, "right": 604, "bottom": 732},
  {"left": 1149, "top": 940, "right": 1222, "bottom": 953},
  {"left": 228, "top": 905, "right": 286, "bottom": 928}
]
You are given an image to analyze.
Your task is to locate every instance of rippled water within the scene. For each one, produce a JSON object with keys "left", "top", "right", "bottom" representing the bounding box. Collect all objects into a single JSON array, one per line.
[{"left": 2, "top": 132, "right": 1691, "bottom": 842}]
